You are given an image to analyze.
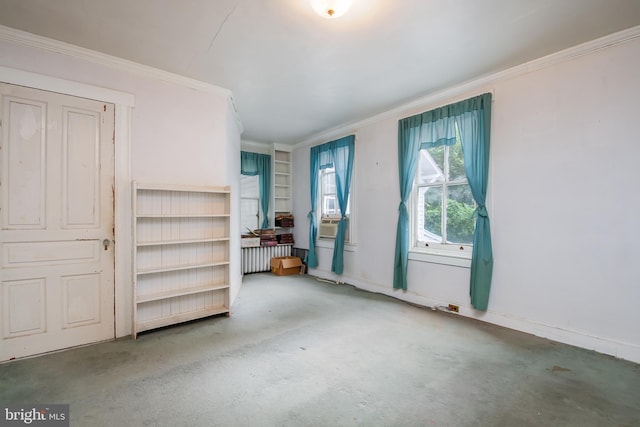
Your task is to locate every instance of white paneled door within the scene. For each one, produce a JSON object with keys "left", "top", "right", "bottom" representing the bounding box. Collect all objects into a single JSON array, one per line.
[{"left": 0, "top": 83, "right": 115, "bottom": 361}]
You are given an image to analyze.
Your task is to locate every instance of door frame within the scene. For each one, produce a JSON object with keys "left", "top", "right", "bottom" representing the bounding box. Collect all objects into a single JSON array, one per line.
[{"left": 0, "top": 65, "right": 135, "bottom": 338}]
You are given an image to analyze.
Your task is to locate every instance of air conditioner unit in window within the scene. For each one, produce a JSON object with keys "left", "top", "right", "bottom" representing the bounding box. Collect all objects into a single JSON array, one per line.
[{"left": 319, "top": 218, "right": 340, "bottom": 238}]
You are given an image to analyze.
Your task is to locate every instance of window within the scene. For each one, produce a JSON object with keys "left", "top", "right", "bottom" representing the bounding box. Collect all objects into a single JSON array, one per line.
[
  {"left": 413, "top": 132, "right": 475, "bottom": 252},
  {"left": 240, "top": 175, "right": 260, "bottom": 232},
  {"left": 319, "top": 167, "right": 351, "bottom": 241},
  {"left": 396, "top": 93, "right": 491, "bottom": 299},
  {"left": 240, "top": 151, "right": 271, "bottom": 230},
  {"left": 320, "top": 167, "right": 341, "bottom": 218},
  {"left": 307, "top": 134, "right": 355, "bottom": 273}
]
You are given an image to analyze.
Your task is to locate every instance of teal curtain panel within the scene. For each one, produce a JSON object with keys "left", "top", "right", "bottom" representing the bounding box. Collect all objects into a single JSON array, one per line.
[
  {"left": 393, "top": 93, "right": 493, "bottom": 310},
  {"left": 241, "top": 151, "right": 271, "bottom": 229},
  {"left": 306, "top": 135, "right": 355, "bottom": 274}
]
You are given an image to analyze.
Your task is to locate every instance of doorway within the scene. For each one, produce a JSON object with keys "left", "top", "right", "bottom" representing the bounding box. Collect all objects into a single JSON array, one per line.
[{"left": 0, "top": 83, "right": 115, "bottom": 360}]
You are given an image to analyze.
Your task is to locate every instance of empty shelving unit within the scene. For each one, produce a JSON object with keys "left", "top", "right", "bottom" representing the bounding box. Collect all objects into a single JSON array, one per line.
[{"left": 132, "top": 182, "right": 231, "bottom": 338}]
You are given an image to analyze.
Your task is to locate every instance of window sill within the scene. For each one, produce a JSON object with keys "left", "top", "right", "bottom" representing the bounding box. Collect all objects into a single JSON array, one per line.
[
  {"left": 316, "top": 238, "right": 357, "bottom": 252},
  {"left": 408, "top": 247, "right": 471, "bottom": 268}
]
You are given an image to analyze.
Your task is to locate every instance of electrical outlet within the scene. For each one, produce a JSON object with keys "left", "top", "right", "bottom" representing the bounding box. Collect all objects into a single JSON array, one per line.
[{"left": 448, "top": 304, "right": 459, "bottom": 313}]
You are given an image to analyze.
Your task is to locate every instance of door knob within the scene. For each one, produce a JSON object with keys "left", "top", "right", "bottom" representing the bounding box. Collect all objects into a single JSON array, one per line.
[{"left": 103, "top": 239, "right": 111, "bottom": 250}]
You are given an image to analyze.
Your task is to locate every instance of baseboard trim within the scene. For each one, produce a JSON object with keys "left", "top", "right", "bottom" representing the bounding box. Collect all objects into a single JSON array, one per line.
[{"left": 309, "top": 268, "right": 640, "bottom": 364}]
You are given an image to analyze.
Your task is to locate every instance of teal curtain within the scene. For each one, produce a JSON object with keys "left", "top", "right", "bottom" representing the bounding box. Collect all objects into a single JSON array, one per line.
[
  {"left": 393, "top": 93, "right": 493, "bottom": 310},
  {"left": 455, "top": 94, "right": 493, "bottom": 310},
  {"left": 329, "top": 135, "right": 355, "bottom": 274},
  {"left": 306, "top": 145, "right": 322, "bottom": 268},
  {"left": 393, "top": 117, "right": 424, "bottom": 291},
  {"left": 241, "top": 151, "right": 271, "bottom": 229},
  {"left": 394, "top": 115, "right": 457, "bottom": 290},
  {"left": 306, "top": 135, "right": 355, "bottom": 273}
]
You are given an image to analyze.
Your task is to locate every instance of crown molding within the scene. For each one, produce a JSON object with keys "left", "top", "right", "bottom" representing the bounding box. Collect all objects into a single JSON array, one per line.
[
  {"left": 241, "top": 140, "right": 271, "bottom": 154},
  {"left": 294, "top": 24, "right": 640, "bottom": 150},
  {"left": 0, "top": 24, "right": 244, "bottom": 136},
  {"left": 0, "top": 65, "right": 136, "bottom": 106},
  {"left": 0, "top": 24, "right": 233, "bottom": 98},
  {"left": 272, "top": 142, "right": 293, "bottom": 152}
]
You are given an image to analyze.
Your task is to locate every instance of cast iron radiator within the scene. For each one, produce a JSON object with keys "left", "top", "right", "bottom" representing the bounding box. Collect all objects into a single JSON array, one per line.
[{"left": 241, "top": 244, "right": 292, "bottom": 274}]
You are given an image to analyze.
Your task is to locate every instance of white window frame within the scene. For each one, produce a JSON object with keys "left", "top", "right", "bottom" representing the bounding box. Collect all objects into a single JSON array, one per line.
[
  {"left": 316, "top": 166, "right": 355, "bottom": 247},
  {"left": 240, "top": 174, "right": 261, "bottom": 232},
  {"left": 410, "top": 143, "right": 473, "bottom": 267},
  {"left": 320, "top": 167, "right": 351, "bottom": 219}
]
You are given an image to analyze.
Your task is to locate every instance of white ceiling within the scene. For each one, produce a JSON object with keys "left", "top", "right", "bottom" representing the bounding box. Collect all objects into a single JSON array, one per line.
[{"left": 1, "top": 0, "right": 639, "bottom": 145}]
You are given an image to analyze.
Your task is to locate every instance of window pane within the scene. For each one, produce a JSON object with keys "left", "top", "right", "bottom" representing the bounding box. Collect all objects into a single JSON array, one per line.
[
  {"left": 323, "top": 195, "right": 337, "bottom": 216},
  {"left": 448, "top": 142, "right": 466, "bottom": 181},
  {"left": 418, "top": 148, "right": 445, "bottom": 184},
  {"left": 240, "top": 175, "right": 259, "bottom": 198},
  {"left": 322, "top": 170, "right": 336, "bottom": 193},
  {"left": 419, "top": 186, "right": 443, "bottom": 243},
  {"left": 446, "top": 184, "right": 475, "bottom": 244},
  {"left": 240, "top": 198, "right": 259, "bottom": 232},
  {"left": 240, "top": 174, "right": 260, "bottom": 231}
]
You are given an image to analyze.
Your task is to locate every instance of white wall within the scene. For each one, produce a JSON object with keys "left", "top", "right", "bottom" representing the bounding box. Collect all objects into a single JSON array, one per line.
[
  {"left": 0, "top": 31, "right": 243, "bottom": 337},
  {"left": 292, "top": 34, "right": 640, "bottom": 363},
  {"left": 226, "top": 102, "right": 243, "bottom": 304}
]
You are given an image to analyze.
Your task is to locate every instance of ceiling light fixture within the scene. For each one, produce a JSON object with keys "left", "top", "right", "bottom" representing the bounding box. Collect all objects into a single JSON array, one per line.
[{"left": 310, "top": 0, "right": 352, "bottom": 19}]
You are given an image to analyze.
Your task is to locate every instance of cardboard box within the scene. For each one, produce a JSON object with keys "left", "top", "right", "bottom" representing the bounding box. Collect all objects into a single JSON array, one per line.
[{"left": 270, "top": 256, "right": 303, "bottom": 276}]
